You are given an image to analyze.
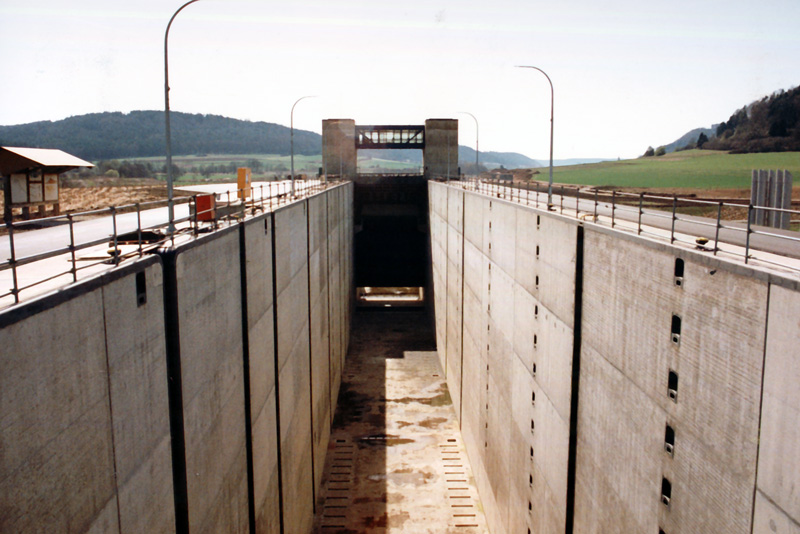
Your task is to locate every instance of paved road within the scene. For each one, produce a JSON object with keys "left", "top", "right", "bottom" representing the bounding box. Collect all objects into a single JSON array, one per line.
[
  {"left": 1, "top": 202, "right": 190, "bottom": 263},
  {"left": 1, "top": 180, "right": 307, "bottom": 264},
  {"left": 477, "top": 182, "right": 800, "bottom": 261}
]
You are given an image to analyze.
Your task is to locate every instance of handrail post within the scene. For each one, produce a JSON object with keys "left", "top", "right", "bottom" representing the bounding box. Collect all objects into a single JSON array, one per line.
[
  {"left": 670, "top": 196, "right": 677, "bottom": 244},
  {"left": 68, "top": 213, "right": 77, "bottom": 282},
  {"left": 594, "top": 189, "right": 598, "bottom": 221},
  {"left": 575, "top": 186, "right": 580, "bottom": 220},
  {"left": 136, "top": 203, "right": 143, "bottom": 256},
  {"left": 191, "top": 195, "right": 198, "bottom": 234},
  {"left": 7, "top": 219, "right": 19, "bottom": 303},
  {"left": 611, "top": 190, "right": 616, "bottom": 228},
  {"left": 637, "top": 193, "right": 644, "bottom": 235},
  {"left": 745, "top": 204, "right": 753, "bottom": 263},
  {"left": 714, "top": 201, "right": 722, "bottom": 256},
  {"left": 111, "top": 206, "right": 120, "bottom": 265}
]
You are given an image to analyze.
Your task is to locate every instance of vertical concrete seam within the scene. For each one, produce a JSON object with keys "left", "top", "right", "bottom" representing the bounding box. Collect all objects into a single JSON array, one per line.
[
  {"left": 305, "top": 198, "right": 317, "bottom": 512},
  {"left": 444, "top": 183, "right": 449, "bottom": 378},
  {"left": 565, "top": 224, "right": 585, "bottom": 534},
  {"left": 749, "top": 282, "right": 772, "bottom": 533},
  {"left": 349, "top": 184, "right": 354, "bottom": 351},
  {"left": 269, "top": 213, "right": 286, "bottom": 534},
  {"left": 326, "top": 192, "right": 334, "bottom": 424},
  {"left": 238, "top": 222, "right": 257, "bottom": 534},
  {"left": 459, "top": 188, "right": 466, "bottom": 427},
  {"left": 99, "top": 284, "right": 124, "bottom": 533},
  {"left": 161, "top": 250, "right": 190, "bottom": 533},
  {"left": 426, "top": 181, "right": 437, "bottom": 341}
]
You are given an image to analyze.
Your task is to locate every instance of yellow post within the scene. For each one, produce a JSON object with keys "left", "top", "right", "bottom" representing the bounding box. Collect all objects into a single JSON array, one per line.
[{"left": 237, "top": 167, "right": 251, "bottom": 199}]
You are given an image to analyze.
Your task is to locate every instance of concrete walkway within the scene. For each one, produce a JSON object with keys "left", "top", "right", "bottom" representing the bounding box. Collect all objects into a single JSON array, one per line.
[{"left": 314, "top": 310, "right": 488, "bottom": 534}]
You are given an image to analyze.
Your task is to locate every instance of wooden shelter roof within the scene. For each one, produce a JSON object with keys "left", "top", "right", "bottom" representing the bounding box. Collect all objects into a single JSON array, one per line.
[{"left": 0, "top": 147, "right": 93, "bottom": 175}]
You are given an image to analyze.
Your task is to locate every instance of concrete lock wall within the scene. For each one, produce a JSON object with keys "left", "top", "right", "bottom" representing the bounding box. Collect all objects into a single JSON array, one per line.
[
  {"left": 325, "top": 183, "right": 354, "bottom": 425},
  {"left": 169, "top": 227, "right": 251, "bottom": 534},
  {"left": 429, "top": 180, "right": 800, "bottom": 534},
  {"left": 431, "top": 181, "right": 577, "bottom": 534},
  {"left": 430, "top": 177, "right": 448, "bottom": 376},
  {"left": 242, "top": 213, "right": 281, "bottom": 534},
  {"left": 754, "top": 283, "right": 800, "bottom": 534},
  {"left": 0, "top": 257, "right": 175, "bottom": 534},
  {"left": 576, "top": 229, "right": 768, "bottom": 534},
  {"left": 272, "top": 200, "right": 314, "bottom": 533},
  {"left": 0, "top": 182, "right": 353, "bottom": 534},
  {"left": 163, "top": 183, "right": 353, "bottom": 533}
]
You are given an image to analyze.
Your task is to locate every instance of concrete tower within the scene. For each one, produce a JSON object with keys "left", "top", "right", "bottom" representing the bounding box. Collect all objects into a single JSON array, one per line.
[
  {"left": 322, "top": 119, "right": 357, "bottom": 180},
  {"left": 423, "top": 119, "right": 458, "bottom": 180}
]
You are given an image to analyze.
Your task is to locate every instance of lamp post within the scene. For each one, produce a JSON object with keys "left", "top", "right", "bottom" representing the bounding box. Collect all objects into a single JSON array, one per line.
[
  {"left": 291, "top": 95, "right": 316, "bottom": 197},
  {"left": 458, "top": 111, "right": 479, "bottom": 177},
  {"left": 516, "top": 65, "right": 554, "bottom": 208},
  {"left": 164, "top": 0, "right": 201, "bottom": 234}
]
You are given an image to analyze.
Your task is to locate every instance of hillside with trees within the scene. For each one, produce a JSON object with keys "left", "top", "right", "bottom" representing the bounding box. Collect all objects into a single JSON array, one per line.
[
  {"left": 0, "top": 110, "right": 540, "bottom": 171},
  {"left": 705, "top": 86, "right": 800, "bottom": 152},
  {"left": 645, "top": 86, "right": 800, "bottom": 157},
  {"left": 0, "top": 110, "right": 322, "bottom": 161},
  {"left": 663, "top": 126, "right": 718, "bottom": 154}
]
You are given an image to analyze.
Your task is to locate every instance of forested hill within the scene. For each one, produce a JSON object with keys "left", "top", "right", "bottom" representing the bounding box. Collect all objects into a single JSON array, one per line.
[
  {"left": 0, "top": 110, "right": 542, "bottom": 169},
  {"left": 0, "top": 111, "right": 322, "bottom": 161},
  {"left": 704, "top": 86, "right": 800, "bottom": 153}
]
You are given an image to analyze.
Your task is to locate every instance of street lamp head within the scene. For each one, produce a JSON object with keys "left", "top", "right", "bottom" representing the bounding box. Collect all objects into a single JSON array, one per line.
[
  {"left": 455, "top": 111, "right": 479, "bottom": 176},
  {"left": 292, "top": 95, "right": 318, "bottom": 114},
  {"left": 290, "top": 95, "right": 319, "bottom": 197},
  {"left": 517, "top": 64, "right": 555, "bottom": 207}
]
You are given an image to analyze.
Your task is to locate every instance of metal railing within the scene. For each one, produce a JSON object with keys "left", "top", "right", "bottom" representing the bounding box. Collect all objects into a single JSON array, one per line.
[
  {"left": 1, "top": 179, "right": 341, "bottom": 307},
  {"left": 445, "top": 177, "right": 800, "bottom": 274}
]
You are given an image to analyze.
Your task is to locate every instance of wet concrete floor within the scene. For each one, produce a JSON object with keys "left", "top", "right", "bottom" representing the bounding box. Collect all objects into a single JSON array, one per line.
[{"left": 314, "top": 309, "right": 489, "bottom": 534}]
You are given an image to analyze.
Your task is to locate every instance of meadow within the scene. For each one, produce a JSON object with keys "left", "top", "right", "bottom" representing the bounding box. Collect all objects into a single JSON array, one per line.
[
  {"left": 127, "top": 153, "right": 421, "bottom": 182},
  {"left": 547, "top": 150, "right": 800, "bottom": 190}
]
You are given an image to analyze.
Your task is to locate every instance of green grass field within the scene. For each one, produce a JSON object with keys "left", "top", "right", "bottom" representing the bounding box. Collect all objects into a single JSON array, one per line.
[
  {"left": 548, "top": 150, "right": 800, "bottom": 190},
  {"left": 127, "top": 153, "right": 420, "bottom": 182},
  {"left": 131, "top": 154, "right": 319, "bottom": 166},
  {"left": 124, "top": 149, "right": 799, "bottom": 190}
]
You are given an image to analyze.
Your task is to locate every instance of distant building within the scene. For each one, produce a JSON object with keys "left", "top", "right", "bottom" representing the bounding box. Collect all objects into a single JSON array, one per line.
[{"left": 490, "top": 168, "right": 514, "bottom": 181}]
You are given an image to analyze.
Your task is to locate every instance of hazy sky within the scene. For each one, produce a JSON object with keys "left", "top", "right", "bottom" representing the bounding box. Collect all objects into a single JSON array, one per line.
[{"left": 0, "top": 0, "right": 798, "bottom": 160}]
